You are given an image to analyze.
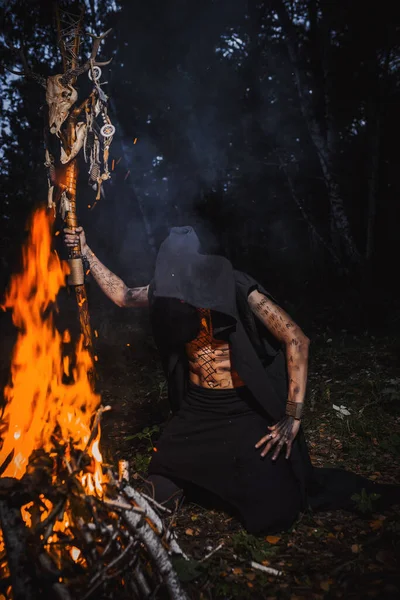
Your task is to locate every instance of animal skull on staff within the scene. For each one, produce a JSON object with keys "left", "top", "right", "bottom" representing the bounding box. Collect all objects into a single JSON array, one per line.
[{"left": 6, "top": 8, "right": 115, "bottom": 381}]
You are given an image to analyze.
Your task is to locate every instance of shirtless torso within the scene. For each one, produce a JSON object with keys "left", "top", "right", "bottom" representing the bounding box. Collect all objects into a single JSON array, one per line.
[{"left": 185, "top": 308, "right": 245, "bottom": 389}]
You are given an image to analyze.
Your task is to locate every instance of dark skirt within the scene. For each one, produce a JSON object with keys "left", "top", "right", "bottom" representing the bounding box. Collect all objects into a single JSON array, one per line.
[{"left": 148, "top": 382, "right": 302, "bottom": 533}]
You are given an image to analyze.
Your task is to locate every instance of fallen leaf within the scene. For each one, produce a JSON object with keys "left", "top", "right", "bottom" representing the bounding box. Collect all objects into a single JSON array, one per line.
[
  {"left": 351, "top": 544, "right": 360, "bottom": 553},
  {"left": 246, "top": 572, "right": 256, "bottom": 581},
  {"left": 247, "top": 582, "right": 254, "bottom": 588},
  {"left": 185, "top": 528, "right": 194, "bottom": 536},
  {"left": 261, "top": 560, "right": 270, "bottom": 566},
  {"left": 266, "top": 535, "right": 281, "bottom": 544},
  {"left": 320, "top": 579, "right": 333, "bottom": 591},
  {"left": 191, "top": 514, "right": 199, "bottom": 521},
  {"left": 232, "top": 567, "right": 243, "bottom": 575},
  {"left": 369, "top": 520, "right": 383, "bottom": 530}
]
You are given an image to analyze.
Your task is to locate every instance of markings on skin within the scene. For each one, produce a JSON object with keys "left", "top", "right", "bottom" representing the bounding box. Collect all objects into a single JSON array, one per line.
[
  {"left": 83, "top": 252, "right": 149, "bottom": 307},
  {"left": 248, "top": 290, "right": 309, "bottom": 421},
  {"left": 186, "top": 308, "right": 241, "bottom": 389},
  {"left": 125, "top": 286, "right": 148, "bottom": 306}
]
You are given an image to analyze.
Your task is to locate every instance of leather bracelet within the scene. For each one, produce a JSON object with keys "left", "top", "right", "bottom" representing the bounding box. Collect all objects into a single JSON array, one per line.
[{"left": 285, "top": 401, "right": 304, "bottom": 420}]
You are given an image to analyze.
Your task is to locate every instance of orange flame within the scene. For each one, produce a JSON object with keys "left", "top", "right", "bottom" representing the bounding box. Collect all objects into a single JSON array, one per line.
[{"left": 0, "top": 208, "right": 103, "bottom": 495}]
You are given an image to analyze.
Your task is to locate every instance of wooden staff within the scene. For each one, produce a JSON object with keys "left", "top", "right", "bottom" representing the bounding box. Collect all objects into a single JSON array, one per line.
[
  {"left": 58, "top": 7, "right": 96, "bottom": 385},
  {"left": 6, "top": 6, "right": 113, "bottom": 386},
  {"left": 62, "top": 150, "right": 95, "bottom": 365}
]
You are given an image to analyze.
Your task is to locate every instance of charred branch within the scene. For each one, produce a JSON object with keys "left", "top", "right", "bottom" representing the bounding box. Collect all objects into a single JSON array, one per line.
[
  {"left": 0, "top": 437, "right": 188, "bottom": 599},
  {"left": 0, "top": 498, "right": 37, "bottom": 600}
]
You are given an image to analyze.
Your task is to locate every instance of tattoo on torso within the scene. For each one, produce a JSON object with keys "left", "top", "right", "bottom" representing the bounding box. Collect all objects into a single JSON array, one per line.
[{"left": 185, "top": 308, "right": 245, "bottom": 389}]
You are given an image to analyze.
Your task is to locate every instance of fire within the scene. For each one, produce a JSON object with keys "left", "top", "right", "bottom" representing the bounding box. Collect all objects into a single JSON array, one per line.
[{"left": 0, "top": 208, "right": 103, "bottom": 495}]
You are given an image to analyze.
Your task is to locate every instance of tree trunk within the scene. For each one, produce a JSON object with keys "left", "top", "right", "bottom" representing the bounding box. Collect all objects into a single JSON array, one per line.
[
  {"left": 365, "top": 47, "right": 390, "bottom": 261},
  {"left": 244, "top": 1, "right": 336, "bottom": 266},
  {"left": 366, "top": 110, "right": 381, "bottom": 261},
  {"left": 271, "top": 0, "right": 361, "bottom": 265},
  {"left": 275, "top": 150, "right": 340, "bottom": 265}
]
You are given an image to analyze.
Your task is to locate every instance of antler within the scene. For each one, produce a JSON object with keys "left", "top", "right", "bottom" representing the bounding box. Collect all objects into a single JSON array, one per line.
[
  {"left": 5, "top": 45, "right": 47, "bottom": 88},
  {"left": 60, "top": 29, "right": 113, "bottom": 84}
]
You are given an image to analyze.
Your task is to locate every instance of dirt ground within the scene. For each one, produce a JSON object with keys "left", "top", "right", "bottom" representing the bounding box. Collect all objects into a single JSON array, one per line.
[
  {"left": 1, "top": 301, "right": 399, "bottom": 599},
  {"left": 91, "top": 309, "right": 400, "bottom": 600}
]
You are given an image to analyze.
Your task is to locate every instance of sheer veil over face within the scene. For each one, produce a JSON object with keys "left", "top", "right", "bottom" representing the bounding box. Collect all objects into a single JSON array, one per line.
[
  {"left": 150, "top": 226, "right": 238, "bottom": 348},
  {"left": 153, "top": 227, "right": 237, "bottom": 314}
]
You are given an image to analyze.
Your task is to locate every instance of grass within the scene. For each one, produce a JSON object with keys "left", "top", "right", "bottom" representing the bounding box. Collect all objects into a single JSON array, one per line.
[{"left": 98, "top": 330, "right": 400, "bottom": 598}]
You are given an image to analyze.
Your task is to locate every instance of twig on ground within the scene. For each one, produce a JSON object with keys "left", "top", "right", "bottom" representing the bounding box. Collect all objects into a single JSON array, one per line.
[
  {"left": 250, "top": 560, "right": 283, "bottom": 577},
  {"left": 200, "top": 542, "right": 224, "bottom": 563},
  {"left": 140, "top": 492, "right": 173, "bottom": 514}
]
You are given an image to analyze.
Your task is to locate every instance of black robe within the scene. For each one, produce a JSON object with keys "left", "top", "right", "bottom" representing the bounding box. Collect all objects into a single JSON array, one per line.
[{"left": 147, "top": 227, "right": 399, "bottom": 533}]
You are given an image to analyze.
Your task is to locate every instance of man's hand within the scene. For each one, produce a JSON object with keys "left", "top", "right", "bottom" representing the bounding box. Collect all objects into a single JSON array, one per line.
[
  {"left": 63, "top": 226, "right": 88, "bottom": 254},
  {"left": 255, "top": 416, "right": 301, "bottom": 460}
]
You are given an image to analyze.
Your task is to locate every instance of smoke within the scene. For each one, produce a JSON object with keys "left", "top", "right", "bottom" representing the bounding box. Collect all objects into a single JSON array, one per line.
[{"left": 82, "top": 0, "right": 310, "bottom": 287}]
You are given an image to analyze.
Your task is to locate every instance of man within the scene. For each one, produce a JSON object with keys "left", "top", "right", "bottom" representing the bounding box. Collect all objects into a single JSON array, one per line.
[{"left": 64, "top": 225, "right": 399, "bottom": 534}]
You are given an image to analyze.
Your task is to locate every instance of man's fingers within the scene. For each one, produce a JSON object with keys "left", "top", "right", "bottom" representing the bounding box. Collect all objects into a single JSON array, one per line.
[
  {"left": 272, "top": 437, "right": 287, "bottom": 461},
  {"left": 285, "top": 440, "right": 293, "bottom": 459},
  {"left": 255, "top": 433, "right": 274, "bottom": 448},
  {"left": 63, "top": 227, "right": 83, "bottom": 234},
  {"left": 260, "top": 439, "right": 275, "bottom": 457},
  {"left": 260, "top": 434, "right": 281, "bottom": 457}
]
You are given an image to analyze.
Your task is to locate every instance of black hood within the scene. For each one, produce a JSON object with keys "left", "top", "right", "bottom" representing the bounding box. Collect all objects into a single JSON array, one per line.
[{"left": 152, "top": 226, "right": 237, "bottom": 321}]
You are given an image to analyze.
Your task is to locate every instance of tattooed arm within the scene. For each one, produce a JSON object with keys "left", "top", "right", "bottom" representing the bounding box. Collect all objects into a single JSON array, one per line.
[
  {"left": 247, "top": 289, "right": 310, "bottom": 459},
  {"left": 64, "top": 227, "right": 149, "bottom": 308},
  {"left": 83, "top": 247, "right": 149, "bottom": 307}
]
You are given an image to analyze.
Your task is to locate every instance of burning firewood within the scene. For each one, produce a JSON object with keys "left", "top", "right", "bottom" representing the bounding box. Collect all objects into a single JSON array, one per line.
[
  {"left": 0, "top": 445, "right": 188, "bottom": 599},
  {"left": 1, "top": 7, "right": 189, "bottom": 597},
  {"left": 0, "top": 210, "right": 188, "bottom": 599}
]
